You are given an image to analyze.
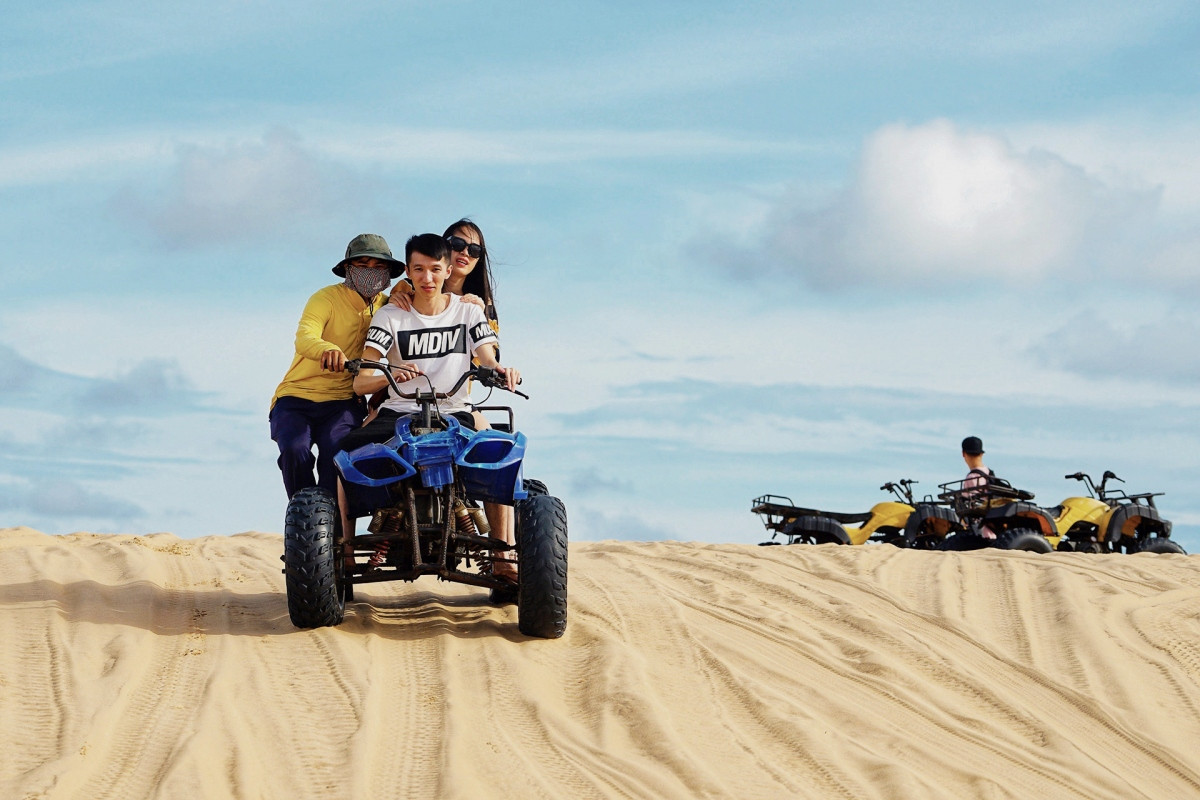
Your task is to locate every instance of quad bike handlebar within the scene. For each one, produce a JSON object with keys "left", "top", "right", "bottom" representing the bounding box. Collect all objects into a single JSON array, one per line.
[
  {"left": 880, "top": 479, "right": 917, "bottom": 504},
  {"left": 345, "top": 359, "right": 528, "bottom": 400},
  {"left": 1065, "top": 470, "right": 1162, "bottom": 506}
]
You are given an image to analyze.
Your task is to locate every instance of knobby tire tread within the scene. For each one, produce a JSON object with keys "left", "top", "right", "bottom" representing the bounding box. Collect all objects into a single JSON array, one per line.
[
  {"left": 283, "top": 487, "right": 346, "bottom": 628},
  {"left": 1133, "top": 536, "right": 1187, "bottom": 555},
  {"left": 516, "top": 494, "right": 568, "bottom": 639},
  {"left": 996, "top": 527, "right": 1053, "bottom": 553}
]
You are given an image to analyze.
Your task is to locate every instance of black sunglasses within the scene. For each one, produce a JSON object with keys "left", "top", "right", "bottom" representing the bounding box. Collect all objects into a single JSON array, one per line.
[{"left": 446, "top": 235, "right": 483, "bottom": 259}]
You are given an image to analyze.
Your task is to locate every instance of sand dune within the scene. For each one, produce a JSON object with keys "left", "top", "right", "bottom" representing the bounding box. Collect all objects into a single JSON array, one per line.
[{"left": 2, "top": 527, "right": 1199, "bottom": 799}]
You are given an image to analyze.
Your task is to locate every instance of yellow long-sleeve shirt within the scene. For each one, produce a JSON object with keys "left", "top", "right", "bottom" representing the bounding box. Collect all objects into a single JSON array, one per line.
[{"left": 271, "top": 284, "right": 389, "bottom": 408}]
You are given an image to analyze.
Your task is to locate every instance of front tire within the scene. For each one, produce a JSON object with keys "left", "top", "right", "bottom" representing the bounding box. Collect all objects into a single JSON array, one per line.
[
  {"left": 1133, "top": 536, "right": 1187, "bottom": 555},
  {"left": 516, "top": 494, "right": 568, "bottom": 639},
  {"left": 283, "top": 488, "right": 346, "bottom": 628}
]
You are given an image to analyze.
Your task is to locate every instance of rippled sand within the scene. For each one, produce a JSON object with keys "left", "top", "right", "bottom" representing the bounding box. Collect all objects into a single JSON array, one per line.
[{"left": 2, "top": 527, "right": 1199, "bottom": 799}]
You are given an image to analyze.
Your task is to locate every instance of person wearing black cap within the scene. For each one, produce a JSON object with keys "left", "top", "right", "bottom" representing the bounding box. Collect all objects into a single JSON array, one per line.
[
  {"left": 269, "top": 234, "right": 405, "bottom": 498},
  {"left": 961, "top": 436, "right": 995, "bottom": 538},
  {"left": 962, "top": 437, "right": 988, "bottom": 479}
]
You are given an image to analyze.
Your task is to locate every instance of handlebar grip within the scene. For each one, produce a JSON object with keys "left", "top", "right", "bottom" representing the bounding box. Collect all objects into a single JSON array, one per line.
[{"left": 476, "top": 366, "right": 523, "bottom": 388}]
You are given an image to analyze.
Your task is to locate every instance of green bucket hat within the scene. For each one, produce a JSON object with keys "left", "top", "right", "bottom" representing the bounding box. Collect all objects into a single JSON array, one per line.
[{"left": 333, "top": 233, "right": 406, "bottom": 278}]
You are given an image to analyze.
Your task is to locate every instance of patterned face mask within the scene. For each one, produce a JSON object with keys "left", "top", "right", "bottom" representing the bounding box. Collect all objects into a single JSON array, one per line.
[{"left": 345, "top": 265, "right": 390, "bottom": 298}]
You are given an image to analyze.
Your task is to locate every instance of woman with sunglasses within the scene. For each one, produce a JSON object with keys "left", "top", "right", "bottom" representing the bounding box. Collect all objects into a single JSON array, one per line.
[{"left": 390, "top": 219, "right": 497, "bottom": 343}]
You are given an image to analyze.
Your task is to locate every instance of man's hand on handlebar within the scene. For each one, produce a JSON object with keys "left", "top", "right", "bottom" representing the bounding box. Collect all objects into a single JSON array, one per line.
[
  {"left": 321, "top": 348, "right": 346, "bottom": 372},
  {"left": 474, "top": 365, "right": 527, "bottom": 397},
  {"left": 496, "top": 365, "right": 521, "bottom": 392},
  {"left": 390, "top": 363, "right": 422, "bottom": 383}
]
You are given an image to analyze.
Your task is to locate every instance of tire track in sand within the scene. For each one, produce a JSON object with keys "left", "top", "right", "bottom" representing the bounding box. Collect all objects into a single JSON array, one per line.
[
  {"left": 586, "top": 543, "right": 855, "bottom": 799},
  {"left": 0, "top": 615, "right": 72, "bottom": 789},
  {"left": 352, "top": 586, "right": 450, "bottom": 800},
  {"left": 636, "top": 545, "right": 1141, "bottom": 800},
  {"left": 69, "top": 543, "right": 213, "bottom": 800}
]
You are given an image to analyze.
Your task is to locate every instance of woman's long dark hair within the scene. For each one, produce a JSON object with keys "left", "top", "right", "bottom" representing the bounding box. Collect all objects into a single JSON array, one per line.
[{"left": 443, "top": 218, "right": 498, "bottom": 324}]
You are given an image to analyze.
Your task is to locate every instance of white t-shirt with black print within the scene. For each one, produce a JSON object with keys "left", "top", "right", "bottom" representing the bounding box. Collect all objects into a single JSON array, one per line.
[{"left": 363, "top": 294, "right": 499, "bottom": 414}]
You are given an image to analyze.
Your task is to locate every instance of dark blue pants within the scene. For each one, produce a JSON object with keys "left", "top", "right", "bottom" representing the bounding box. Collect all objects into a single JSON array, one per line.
[{"left": 269, "top": 396, "right": 365, "bottom": 498}]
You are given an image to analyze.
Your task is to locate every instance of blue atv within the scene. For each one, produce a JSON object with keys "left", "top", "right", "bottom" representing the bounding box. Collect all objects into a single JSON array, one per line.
[{"left": 282, "top": 361, "right": 568, "bottom": 639}]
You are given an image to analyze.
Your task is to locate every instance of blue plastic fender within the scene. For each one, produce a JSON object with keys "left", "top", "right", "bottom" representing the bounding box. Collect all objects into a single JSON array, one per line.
[
  {"left": 456, "top": 429, "right": 529, "bottom": 505},
  {"left": 335, "top": 443, "right": 418, "bottom": 488}
]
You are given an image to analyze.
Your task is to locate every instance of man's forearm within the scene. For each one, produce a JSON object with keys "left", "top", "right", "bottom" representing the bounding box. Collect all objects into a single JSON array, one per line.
[
  {"left": 352, "top": 372, "right": 390, "bottom": 396},
  {"left": 475, "top": 344, "right": 501, "bottom": 369}
]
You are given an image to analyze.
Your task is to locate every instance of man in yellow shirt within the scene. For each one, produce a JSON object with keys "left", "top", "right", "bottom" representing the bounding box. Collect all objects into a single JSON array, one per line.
[{"left": 269, "top": 234, "right": 405, "bottom": 497}]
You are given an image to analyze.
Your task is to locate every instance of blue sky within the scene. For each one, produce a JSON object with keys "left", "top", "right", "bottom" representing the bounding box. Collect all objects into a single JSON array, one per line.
[{"left": 2, "top": 1, "right": 1198, "bottom": 550}]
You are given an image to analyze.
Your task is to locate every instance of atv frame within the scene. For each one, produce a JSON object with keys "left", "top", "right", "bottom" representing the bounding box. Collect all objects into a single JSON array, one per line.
[
  {"left": 281, "top": 361, "right": 568, "bottom": 638},
  {"left": 935, "top": 475, "right": 1057, "bottom": 552},
  {"left": 1051, "top": 470, "right": 1182, "bottom": 554},
  {"left": 752, "top": 479, "right": 959, "bottom": 548}
]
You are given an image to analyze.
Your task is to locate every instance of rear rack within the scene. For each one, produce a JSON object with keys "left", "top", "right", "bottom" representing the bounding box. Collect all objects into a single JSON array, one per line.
[
  {"left": 937, "top": 477, "right": 1034, "bottom": 517},
  {"left": 750, "top": 494, "right": 874, "bottom": 531}
]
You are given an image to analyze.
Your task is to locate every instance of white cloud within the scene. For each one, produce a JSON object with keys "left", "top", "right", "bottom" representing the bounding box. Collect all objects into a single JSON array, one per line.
[
  {"left": 1007, "top": 117, "right": 1200, "bottom": 214},
  {"left": 1033, "top": 311, "right": 1200, "bottom": 384},
  {"left": 771, "top": 119, "right": 1157, "bottom": 289},
  {"left": 0, "top": 1, "right": 389, "bottom": 83},
  {"left": 406, "top": 2, "right": 1187, "bottom": 118},
  {"left": 82, "top": 359, "right": 201, "bottom": 413},
  {"left": 0, "top": 124, "right": 815, "bottom": 199},
  {"left": 0, "top": 300, "right": 294, "bottom": 412},
  {"left": 0, "top": 133, "right": 179, "bottom": 187},
  {"left": 117, "top": 128, "right": 363, "bottom": 247},
  {"left": 1143, "top": 229, "right": 1200, "bottom": 289},
  {"left": 309, "top": 126, "right": 817, "bottom": 168},
  {"left": 0, "top": 477, "right": 144, "bottom": 521}
]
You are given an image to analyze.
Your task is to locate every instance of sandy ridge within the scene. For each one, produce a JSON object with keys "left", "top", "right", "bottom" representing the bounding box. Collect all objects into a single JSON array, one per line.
[{"left": 2, "top": 527, "right": 1199, "bottom": 799}]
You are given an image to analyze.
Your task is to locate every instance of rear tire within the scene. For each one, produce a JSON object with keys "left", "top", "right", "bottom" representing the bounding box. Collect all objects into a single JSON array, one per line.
[
  {"left": 1133, "top": 537, "right": 1187, "bottom": 555},
  {"left": 996, "top": 528, "right": 1053, "bottom": 553},
  {"left": 283, "top": 488, "right": 346, "bottom": 628},
  {"left": 516, "top": 494, "right": 568, "bottom": 639}
]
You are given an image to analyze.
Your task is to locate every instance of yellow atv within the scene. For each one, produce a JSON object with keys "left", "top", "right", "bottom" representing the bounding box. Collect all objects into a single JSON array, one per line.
[
  {"left": 935, "top": 475, "right": 1059, "bottom": 552},
  {"left": 1048, "top": 471, "right": 1183, "bottom": 554},
  {"left": 752, "top": 479, "right": 959, "bottom": 547}
]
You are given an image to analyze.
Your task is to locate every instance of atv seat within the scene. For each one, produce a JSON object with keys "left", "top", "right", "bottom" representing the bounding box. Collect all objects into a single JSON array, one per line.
[{"left": 823, "top": 510, "right": 873, "bottom": 525}]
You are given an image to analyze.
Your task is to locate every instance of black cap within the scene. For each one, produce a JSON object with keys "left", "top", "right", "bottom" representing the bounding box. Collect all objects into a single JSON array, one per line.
[{"left": 961, "top": 436, "right": 984, "bottom": 455}]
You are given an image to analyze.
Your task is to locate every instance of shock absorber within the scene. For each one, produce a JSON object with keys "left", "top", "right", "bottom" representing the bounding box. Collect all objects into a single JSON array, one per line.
[
  {"left": 455, "top": 501, "right": 491, "bottom": 535},
  {"left": 468, "top": 505, "right": 491, "bottom": 535},
  {"left": 367, "top": 541, "right": 389, "bottom": 569},
  {"left": 454, "top": 500, "right": 477, "bottom": 535}
]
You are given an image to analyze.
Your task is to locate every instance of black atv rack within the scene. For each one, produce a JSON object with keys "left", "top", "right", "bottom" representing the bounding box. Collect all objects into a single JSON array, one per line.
[
  {"left": 751, "top": 494, "right": 872, "bottom": 531},
  {"left": 937, "top": 476, "right": 1034, "bottom": 517}
]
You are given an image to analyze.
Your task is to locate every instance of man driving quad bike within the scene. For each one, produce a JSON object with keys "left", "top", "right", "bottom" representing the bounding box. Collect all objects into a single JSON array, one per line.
[
  {"left": 336, "top": 235, "right": 521, "bottom": 584},
  {"left": 922, "top": 436, "right": 1057, "bottom": 552}
]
